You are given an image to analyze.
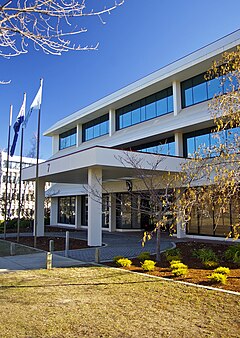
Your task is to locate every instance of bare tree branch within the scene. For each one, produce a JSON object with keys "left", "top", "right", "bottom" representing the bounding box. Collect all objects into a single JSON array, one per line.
[{"left": 0, "top": 0, "right": 124, "bottom": 57}]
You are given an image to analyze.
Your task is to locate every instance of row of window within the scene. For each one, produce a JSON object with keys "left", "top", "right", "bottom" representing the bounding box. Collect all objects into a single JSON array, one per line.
[
  {"left": 184, "top": 126, "right": 240, "bottom": 158},
  {"left": 181, "top": 72, "right": 237, "bottom": 108},
  {"left": 59, "top": 71, "right": 237, "bottom": 150},
  {"left": 131, "top": 138, "right": 175, "bottom": 156},
  {"left": 59, "top": 128, "right": 77, "bottom": 150},
  {"left": 82, "top": 114, "right": 109, "bottom": 142},
  {"left": 116, "top": 87, "right": 173, "bottom": 130}
]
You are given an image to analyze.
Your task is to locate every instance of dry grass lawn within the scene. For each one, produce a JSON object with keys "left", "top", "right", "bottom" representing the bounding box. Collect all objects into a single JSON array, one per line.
[{"left": 0, "top": 267, "right": 239, "bottom": 338}]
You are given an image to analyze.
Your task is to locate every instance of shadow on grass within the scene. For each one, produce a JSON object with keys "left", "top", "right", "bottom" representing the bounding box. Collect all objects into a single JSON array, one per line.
[{"left": 0, "top": 278, "right": 161, "bottom": 290}]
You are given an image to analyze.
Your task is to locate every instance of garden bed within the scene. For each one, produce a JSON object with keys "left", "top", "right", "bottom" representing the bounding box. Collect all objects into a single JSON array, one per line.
[
  {"left": 5, "top": 236, "right": 88, "bottom": 251},
  {"left": 106, "top": 242, "right": 240, "bottom": 293}
]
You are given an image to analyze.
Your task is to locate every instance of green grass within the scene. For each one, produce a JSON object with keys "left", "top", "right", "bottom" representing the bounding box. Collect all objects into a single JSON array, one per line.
[{"left": 0, "top": 267, "right": 239, "bottom": 337}]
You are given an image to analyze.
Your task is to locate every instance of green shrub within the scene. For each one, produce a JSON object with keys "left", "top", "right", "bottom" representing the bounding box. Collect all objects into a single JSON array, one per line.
[
  {"left": 172, "top": 267, "right": 188, "bottom": 277},
  {"left": 116, "top": 258, "right": 132, "bottom": 268},
  {"left": 193, "top": 248, "right": 218, "bottom": 263},
  {"left": 141, "top": 260, "right": 156, "bottom": 272},
  {"left": 137, "top": 252, "right": 151, "bottom": 262},
  {"left": 170, "top": 261, "right": 185, "bottom": 270},
  {"left": 224, "top": 244, "right": 240, "bottom": 265},
  {"left": 113, "top": 256, "right": 124, "bottom": 264},
  {"left": 170, "top": 261, "right": 188, "bottom": 277},
  {"left": 214, "top": 267, "right": 230, "bottom": 275},
  {"left": 208, "top": 273, "right": 227, "bottom": 285},
  {"left": 165, "top": 248, "right": 181, "bottom": 262},
  {"left": 203, "top": 260, "right": 219, "bottom": 269}
]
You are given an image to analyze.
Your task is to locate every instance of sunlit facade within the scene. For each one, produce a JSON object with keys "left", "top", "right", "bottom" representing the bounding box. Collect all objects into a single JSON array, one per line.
[{"left": 22, "top": 30, "right": 240, "bottom": 245}]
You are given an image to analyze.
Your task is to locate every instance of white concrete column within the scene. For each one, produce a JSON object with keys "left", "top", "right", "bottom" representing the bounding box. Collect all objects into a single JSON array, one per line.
[
  {"left": 34, "top": 179, "right": 45, "bottom": 237},
  {"left": 77, "top": 124, "right": 82, "bottom": 147},
  {"left": 172, "top": 81, "right": 182, "bottom": 116},
  {"left": 50, "top": 197, "right": 58, "bottom": 225},
  {"left": 75, "top": 195, "right": 82, "bottom": 228},
  {"left": 88, "top": 167, "right": 102, "bottom": 246},
  {"left": 109, "top": 109, "right": 116, "bottom": 137},
  {"left": 109, "top": 193, "right": 116, "bottom": 232},
  {"left": 174, "top": 132, "right": 184, "bottom": 157},
  {"left": 52, "top": 135, "right": 59, "bottom": 154}
]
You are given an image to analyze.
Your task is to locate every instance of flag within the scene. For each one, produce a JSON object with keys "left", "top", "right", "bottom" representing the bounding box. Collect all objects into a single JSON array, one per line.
[
  {"left": 23, "top": 79, "right": 43, "bottom": 128},
  {"left": 10, "top": 94, "right": 26, "bottom": 157}
]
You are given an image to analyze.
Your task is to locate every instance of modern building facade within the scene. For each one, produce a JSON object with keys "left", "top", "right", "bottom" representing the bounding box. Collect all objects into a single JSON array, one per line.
[
  {"left": 22, "top": 30, "right": 240, "bottom": 246},
  {"left": 0, "top": 151, "right": 48, "bottom": 220}
]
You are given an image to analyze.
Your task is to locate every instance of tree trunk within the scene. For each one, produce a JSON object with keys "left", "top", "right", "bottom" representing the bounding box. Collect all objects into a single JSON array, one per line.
[{"left": 156, "top": 226, "right": 161, "bottom": 262}]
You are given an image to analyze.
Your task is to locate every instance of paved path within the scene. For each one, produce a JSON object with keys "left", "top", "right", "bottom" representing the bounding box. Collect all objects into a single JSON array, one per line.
[
  {"left": 50, "top": 230, "right": 174, "bottom": 263},
  {"left": 0, "top": 252, "right": 87, "bottom": 272},
  {"left": 0, "top": 231, "right": 174, "bottom": 269}
]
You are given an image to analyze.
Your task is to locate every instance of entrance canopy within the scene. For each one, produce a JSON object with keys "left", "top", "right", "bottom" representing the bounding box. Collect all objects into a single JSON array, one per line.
[{"left": 22, "top": 146, "right": 185, "bottom": 184}]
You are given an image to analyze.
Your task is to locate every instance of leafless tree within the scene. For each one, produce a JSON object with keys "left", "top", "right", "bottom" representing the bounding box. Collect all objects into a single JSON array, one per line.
[
  {"left": 0, "top": 0, "right": 124, "bottom": 58},
  {"left": 116, "top": 151, "right": 183, "bottom": 261}
]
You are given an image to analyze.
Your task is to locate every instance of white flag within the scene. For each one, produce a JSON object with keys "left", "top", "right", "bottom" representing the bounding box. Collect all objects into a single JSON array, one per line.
[{"left": 23, "top": 79, "right": 43, "bottom": 128}]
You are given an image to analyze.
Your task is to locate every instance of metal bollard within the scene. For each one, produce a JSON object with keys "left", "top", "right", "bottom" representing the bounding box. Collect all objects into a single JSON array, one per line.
[
  {"left": 46, "top": 252, "right": 52, "bottom": 270},
  {"left": 65, "top": 231, "right": 69, "bottom": 257},
  {"left": 49, "top": 240, "right": 54, "bottom": 253},
  {"left": 95, "top": 248, "right": 100, "bottom": 263},
  {"left": 10, "top": 242, "right": 16, "bottom": 256}
]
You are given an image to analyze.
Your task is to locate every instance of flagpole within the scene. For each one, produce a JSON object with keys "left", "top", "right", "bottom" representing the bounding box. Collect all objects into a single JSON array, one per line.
[
  {"left": 17, "top": 93, "right": 26, "bottom": 243},
  {"left": 34, "top": 79, "right": 43, "bottom": 248},
  {"left": 4, "top": 105, "right": 13, "bottom": 240}
]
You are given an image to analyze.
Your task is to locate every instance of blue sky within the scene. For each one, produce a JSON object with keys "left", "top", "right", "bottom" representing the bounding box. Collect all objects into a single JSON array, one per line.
[{"left": 0, "top": 0, "right": 239, "bottom": 159}]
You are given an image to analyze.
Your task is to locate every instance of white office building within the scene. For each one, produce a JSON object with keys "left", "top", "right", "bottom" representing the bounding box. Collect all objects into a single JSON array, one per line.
[
  {"left": 0, "top": 151, "right": 47, "bottom": 220},
  {"left": 22, "top": 30, "right": 240, "bottom": 246}
]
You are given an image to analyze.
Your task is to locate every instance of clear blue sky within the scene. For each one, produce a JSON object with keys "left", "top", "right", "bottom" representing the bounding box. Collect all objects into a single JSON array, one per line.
[{"left": 0, "top": 0, "right": 239, "bottom": 159}]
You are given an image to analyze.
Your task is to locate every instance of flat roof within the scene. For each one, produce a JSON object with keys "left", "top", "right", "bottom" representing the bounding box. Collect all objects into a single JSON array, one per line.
[{"left": 44, "top": 29, "right": 240, "bottom": 136}]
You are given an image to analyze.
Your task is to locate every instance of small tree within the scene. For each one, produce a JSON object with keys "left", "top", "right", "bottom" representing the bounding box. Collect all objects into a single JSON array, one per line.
[
  {"left": 178, "top": 47, "right": 240, "bottom": 238},
  {"left": 117, "top": 151, "right": 181, "bottom": 262}
]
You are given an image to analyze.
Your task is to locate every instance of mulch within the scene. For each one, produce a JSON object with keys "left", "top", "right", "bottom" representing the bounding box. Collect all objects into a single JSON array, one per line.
[
  {"left": 5, "top": 236, "right": 88, "bottom": 251},
  {"left": 106, "top": 241, "right": 240, "bottom": 293}
]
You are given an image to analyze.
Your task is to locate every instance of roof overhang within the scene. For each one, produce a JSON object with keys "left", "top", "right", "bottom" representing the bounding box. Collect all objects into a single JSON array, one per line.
[{"left": 22, "top": 146, "right": 187, "bottom": 184}]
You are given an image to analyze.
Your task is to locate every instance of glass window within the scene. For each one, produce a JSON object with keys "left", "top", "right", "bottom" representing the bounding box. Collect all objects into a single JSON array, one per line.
[
  {"left": 145, "top": 95, "right": 156, "bottom": 120},
  {"left": 208, "top": 77, "right": 222, "bottom": 98},
  {"left": 181, "top": 71, "right": 233, "bottom": 108},
  {"left": 184, "top": 127, "right": 239, "bottom": 158},
  {"left": 58, "top": 196, "right": 75, "bottom": 225},
  {"left": 59, "top": 128, "right": 77, "bottom": 150},
  {"left": 131, "top": 102, "right": 141, "bottom": 125},
  {"left": 168, "top": 142, "right": 175, "bottom": 156},
  {"left": 181, "top": 79, "right": 193, "bottom": 107},
  {"left": 82, "top": 114, "right": 109, "bottom": 142},
  {"left": 134, "top": 137, "right": 175, "bottom": 156},
  {"left": 116, "top": 87, "right": 173, "bottom": 130},
  {"left": 156, "top": 94, "right": 167, "bottom": 116},
  {"left": 122, "top": 111, "right": 132, "bottom": 128},
  {"left": 167, "top": 94, "right": 173, "bottom": 113}
]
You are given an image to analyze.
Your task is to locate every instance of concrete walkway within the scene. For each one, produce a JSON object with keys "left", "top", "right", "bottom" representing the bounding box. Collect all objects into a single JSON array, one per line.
[
  {"left": 0, "top": 252, "right": 87, "bottom": 272},
  {"left": 50, "top": 230, "right": 174, "bottom": 263},
  {"left": 0, "top": 231, "right": 174, "bottom": 270}
]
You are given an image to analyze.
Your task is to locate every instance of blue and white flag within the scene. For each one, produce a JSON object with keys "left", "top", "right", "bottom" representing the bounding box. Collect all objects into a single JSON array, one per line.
[
  {"left": 23, "top": 79, "right": 43, "bottom": 128},
  {"left": 10, "top": 94, "right": 26, "bottom": 157}
]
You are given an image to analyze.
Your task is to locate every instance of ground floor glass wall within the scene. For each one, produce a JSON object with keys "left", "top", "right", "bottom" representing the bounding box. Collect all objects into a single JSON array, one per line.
[
  {"left": 81, "top": 195, "right": 109, "bottom": 228},
  {"left": 187, "top": 196, "right": 240, "bottom": 237},
  {"left": 58, "top": 196, "right": 76, "bottom": 225}
]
